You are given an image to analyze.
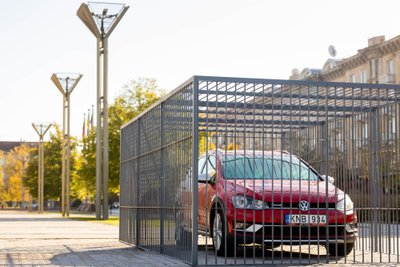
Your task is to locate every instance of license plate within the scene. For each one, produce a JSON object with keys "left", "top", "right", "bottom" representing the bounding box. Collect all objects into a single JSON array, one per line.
[{"left": 285, "top": 214, "right": 327, "bottom": 225}]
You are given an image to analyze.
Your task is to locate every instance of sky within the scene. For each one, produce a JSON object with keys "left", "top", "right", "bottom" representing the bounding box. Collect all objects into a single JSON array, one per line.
[{"left": 1, "top": 0, "right": 400, "bottom": 142}]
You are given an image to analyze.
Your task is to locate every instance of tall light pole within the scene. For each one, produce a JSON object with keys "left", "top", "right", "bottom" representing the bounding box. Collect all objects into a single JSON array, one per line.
[
  {"left": 51, "top": 73, "right": 82, "bottom": 217},
  {"left": 19, "top": 146, "right": 28, "bottom": 210},
  {"left": 32, "top": 123, "right": 52, "bottom": 214},
  {"left": 77, "top": 2, "right": 129, "bottom": 220}
]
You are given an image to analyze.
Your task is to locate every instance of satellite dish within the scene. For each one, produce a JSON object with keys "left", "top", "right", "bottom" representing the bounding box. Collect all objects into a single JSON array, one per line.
[{"left": 328, "top": 45, "right": 337, "bottom": 57}]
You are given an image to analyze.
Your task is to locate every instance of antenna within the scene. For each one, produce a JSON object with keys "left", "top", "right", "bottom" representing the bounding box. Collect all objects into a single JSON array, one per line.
[{"left": 328, "top": 45, "right": 337, "bottom": 58}]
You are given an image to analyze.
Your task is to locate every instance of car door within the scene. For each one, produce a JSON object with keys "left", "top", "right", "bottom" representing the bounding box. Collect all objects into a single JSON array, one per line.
[{"left": 198, "top": 155, "right": 216, "bottom": 231}]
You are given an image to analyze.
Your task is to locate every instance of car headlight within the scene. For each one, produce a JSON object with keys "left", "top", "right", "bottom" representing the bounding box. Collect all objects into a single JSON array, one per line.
[
  {"left": 336, "top": 194, "right": 354, "bottom": 214},
  {"left": 232, "top": 195, "right": 269, "bottom": 210}
]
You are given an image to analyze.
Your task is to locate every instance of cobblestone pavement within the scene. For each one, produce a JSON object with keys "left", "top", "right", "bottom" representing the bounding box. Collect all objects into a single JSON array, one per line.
[
  {"left": 1, "top": 211, "right": 399, "bottom": 267},
  {"left": 0, "top": 210, "right": 188, "bottom": 267}
]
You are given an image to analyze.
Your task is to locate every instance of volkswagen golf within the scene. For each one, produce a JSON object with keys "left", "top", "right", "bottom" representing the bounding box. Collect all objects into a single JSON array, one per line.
[{"left": 196, "top": 150, "right": 357, "bottom": 257}]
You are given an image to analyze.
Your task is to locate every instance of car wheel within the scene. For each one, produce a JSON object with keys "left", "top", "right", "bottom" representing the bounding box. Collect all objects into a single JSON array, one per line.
[
  {"left": 176, "top": 225, "right": 191, "bottom": 247},
  {"left": 175, "top": 210, "right": 191, "bottom": 247},
  {"left": 212, "top": 210, "right": 233, "bottom": 256},
  {"left": 328, "top": 242, "right": 354, "bottom": 257}
]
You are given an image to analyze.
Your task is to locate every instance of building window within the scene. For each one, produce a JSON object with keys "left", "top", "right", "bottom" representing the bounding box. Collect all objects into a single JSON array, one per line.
[
  {"left": 360, "top": 71, "right": 367, "bottom": 83},
  {"left": 389, "top": 116, "right": 396, "bottom": 142},
  {"left": 387, "top": 59, "right": 395, "bottom": 83},
  {"left": 369, "top": 60, "right": 373, "bottom": 79},
  {"left": 375, "top": 59, "right": 379, "bottom": 83},
  {"left": 359, "top": 121, "right": 368, "bottom": 147},
  {"left": 350, "top": 74, "right": 356, "bottom": 82}
]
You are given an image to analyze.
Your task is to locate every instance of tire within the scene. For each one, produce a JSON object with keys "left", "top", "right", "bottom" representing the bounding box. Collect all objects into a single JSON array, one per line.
[
  {"left": 328, "top": 242, "right": 354, "bottom": 257},
  {"left": 212, "top": 210, "right": 234, "bottom": 256},
  {"left": 176, "top": 226, "right": 191, "bottom": 247},
  {"left": 175, "top": 210, "right": 192, "bottom": 247}
]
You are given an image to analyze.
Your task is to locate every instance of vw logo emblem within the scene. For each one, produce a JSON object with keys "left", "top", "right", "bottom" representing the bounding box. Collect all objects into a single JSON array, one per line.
[{"left": 299, "top": 200, "right": 310, "bottom": 211}]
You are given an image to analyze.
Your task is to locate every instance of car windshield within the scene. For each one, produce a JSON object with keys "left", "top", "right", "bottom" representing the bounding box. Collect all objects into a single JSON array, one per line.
[{"left": 222, "top": 154, "right": 319, "bottom": 181}]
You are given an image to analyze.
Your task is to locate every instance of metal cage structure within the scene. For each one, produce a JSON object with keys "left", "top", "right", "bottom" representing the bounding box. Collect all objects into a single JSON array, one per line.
[{"left": 120, "top": 76, "right": 400, "bottom": 266}]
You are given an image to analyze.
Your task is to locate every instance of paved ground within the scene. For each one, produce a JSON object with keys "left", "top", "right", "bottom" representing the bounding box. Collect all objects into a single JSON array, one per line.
[
  {"left": 0, "top": 210, "right": 187, "bottom": 267},
  {"left": 0, "top": 210, "right": 399, "bottom": 266}
]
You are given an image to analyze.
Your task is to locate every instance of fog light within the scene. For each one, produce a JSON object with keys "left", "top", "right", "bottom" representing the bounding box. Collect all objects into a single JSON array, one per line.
[{"left": 235, "top": 222, "right": 249, "bottom": 230}]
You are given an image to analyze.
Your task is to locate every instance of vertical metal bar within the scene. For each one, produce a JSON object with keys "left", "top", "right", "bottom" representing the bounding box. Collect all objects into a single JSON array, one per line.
[
  {"left": 66, "top": 94, "right": 71, "bottom": 217},
  {"left": 360, "top": 95, "right": 366, "bottom": 263},
  {"left": 306, "top": 85, "right": 311, "bottom": 264},
  {"left": 42, "top": 135, "right": 45, "bottom": 213},
  {"left": 297, "top": 84, "right": 303, "bottom": 265},
  {"left": 288, "top": 84, "right": 293, "bottom": 265},
  {"left": 41, "top": 134, "right": 44, "bottom": 214},
  {"left": 38, "top": 136, "right": 42, "bottom": 214},
  {"left": 376, "top": 93, "right": 383, "bottom": 262},
  {"left": 324, "top": 87, "right": 329, "bottom": 264},
  {"left": 340, "top": 87, "right": 342, "bottom": 263},
  {"left": 279, "top": 84, "right": 284, "bottom": 264},
  {"left": 316, "top": 85, "right": 321, "bottom": 263},
  {"left": 350, "top": 86, "right": 356, "bottom": 264},
  {"left": 192, "top": 77, "right": 199, "bottom": 266},
  {"left": 96, "top": 38, "right": 102, "bottom": 220},
  {"left": 269, "top": 83, "right": 273, "bottom": 266},
  {"left": 204, "top": 81, "right": 209, "bottom": 265},
  {"left": 119, "top": 128, "right": 123, "bottom": 242},
  {"left": 61, "top": 96, "right": 66, "bottom": 216},
  {"left": 243, "top": 82, "right": 247, "bottom": 265},
  {"left": 395, "top": 98, "right": 400, "bottom": 263},
  {"left": 251, "top": 82, "right": 256, "bottom": 265},
  {"left": 103, "top": 37, "right": 109, "bottom": 220},
  {"left": 40, "top": 136, "right": 42, "bottom": 214},
  {"left": 224, "top": 81, "right": 229, "bottom": 264},
  {"left": 136, "top": 119, "right": 141, "bottom": 247},
  {"left": 160, "top": 103, "right": 165, "bottom": 253},
  {"left": 233, "top": 81, "right": 238, "bottom": 265},
  {"left": 332, "top": 86, "right": 338, "bottom": 262}
]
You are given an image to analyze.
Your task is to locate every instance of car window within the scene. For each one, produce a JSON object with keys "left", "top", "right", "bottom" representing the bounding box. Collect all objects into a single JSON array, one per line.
[
  {"left": 222, "top": 155, "right": 318, "bottom": 181},
  {"left": 204, "top": 155, "right": 216, "bottom": 174},
  {"left": 198, "top": 156, "right": 207, "bottom": 175}
]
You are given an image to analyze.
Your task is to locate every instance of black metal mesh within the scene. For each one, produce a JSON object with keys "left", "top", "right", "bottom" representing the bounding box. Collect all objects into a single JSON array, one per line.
[{"left": 120, "top": 80, "right": 194, "bottom": 264}]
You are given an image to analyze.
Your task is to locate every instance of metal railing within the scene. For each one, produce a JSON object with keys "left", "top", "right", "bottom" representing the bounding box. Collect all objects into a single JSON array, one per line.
[{"left": 120, "top": 76, "right": 400, "bottom": 266}]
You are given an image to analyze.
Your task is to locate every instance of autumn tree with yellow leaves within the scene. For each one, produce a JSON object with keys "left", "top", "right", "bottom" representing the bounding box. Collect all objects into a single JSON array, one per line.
[
  {"left": 0, "top": 151, "right": 5, "bottom": 204},
  {"left": 1, "top": 145, "right": 30, "bottom": 204}
]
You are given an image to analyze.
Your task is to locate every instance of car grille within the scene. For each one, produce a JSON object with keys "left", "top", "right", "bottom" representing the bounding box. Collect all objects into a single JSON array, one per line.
[{"left": 269, "top": 202, "right": 336, "bottom": 209}]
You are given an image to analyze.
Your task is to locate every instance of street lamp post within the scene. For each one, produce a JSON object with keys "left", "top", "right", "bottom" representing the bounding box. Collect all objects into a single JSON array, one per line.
[
  {"left": 77, "top": 2, "right": 129, "bottom": 220},
  {"left": 32, "top": 123, "right": 52, "bottom": 214},
  {"left": 51, "top": 73, "right": 82, "bottom": 217}
]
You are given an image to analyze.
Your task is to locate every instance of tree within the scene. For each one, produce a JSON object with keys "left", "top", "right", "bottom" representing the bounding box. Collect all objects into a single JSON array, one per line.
[
  {"left": 26, "top": 124, "right": 78, "bottom": 201},
  {"left": 73, "top": 129, "right": 96, "bottom": 202},
  {"left": 75, "top": 78, "right": 162, "bottom": 202},
  {"left": 109, "top": 78, "right": 161, "bottom": 196},
  {"left": 3, "top": 145, "right": 30, "bottom": 203},
  {"left": 0, "top": 151, "right": 5, "bottom": 203}
]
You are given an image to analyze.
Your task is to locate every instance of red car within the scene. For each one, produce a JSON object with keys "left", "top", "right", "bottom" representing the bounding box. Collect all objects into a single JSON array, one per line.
[{"left": 196, "top": 150, "right": 357, "bottom": 257}]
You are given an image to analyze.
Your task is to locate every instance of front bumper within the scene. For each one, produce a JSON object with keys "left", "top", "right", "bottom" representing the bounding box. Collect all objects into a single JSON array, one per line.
[{"left": 231, "top": 223, "right": 358, "bottom": 245}]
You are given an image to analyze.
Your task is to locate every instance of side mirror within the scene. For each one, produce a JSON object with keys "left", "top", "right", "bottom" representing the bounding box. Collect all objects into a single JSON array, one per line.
[
  {"left": 321, "top": 175, "right": 335, "bottom": 184},
  {"left": 198, "top": 170, "right": 216, "bottom": 183}
]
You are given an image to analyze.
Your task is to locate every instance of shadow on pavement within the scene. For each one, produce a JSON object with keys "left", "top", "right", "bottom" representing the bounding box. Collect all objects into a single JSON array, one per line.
[
  {"left": 0, "top": 217, "right": 71, "bottom": 222},
  {"left": 50, "top": 247, "right": 136, "bottom": 266}
]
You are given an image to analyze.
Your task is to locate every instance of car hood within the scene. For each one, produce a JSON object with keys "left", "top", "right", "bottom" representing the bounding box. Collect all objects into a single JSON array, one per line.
[{"left": 229, "top": 179, "right": 343, "bottom": 203}]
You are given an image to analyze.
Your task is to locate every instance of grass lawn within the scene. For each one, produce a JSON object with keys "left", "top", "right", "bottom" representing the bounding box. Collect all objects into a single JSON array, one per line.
[{"left": 69, "top": 216, "right": 119, "bottom": 226}]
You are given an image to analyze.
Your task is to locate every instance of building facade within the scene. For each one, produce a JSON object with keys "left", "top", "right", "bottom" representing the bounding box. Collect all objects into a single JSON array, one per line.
[
  {"left": 290, "top": 35, "right": 400, "bottom": 83},
  {"left": 290, "top": 35, "right": 400, "bottom": 205}
]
